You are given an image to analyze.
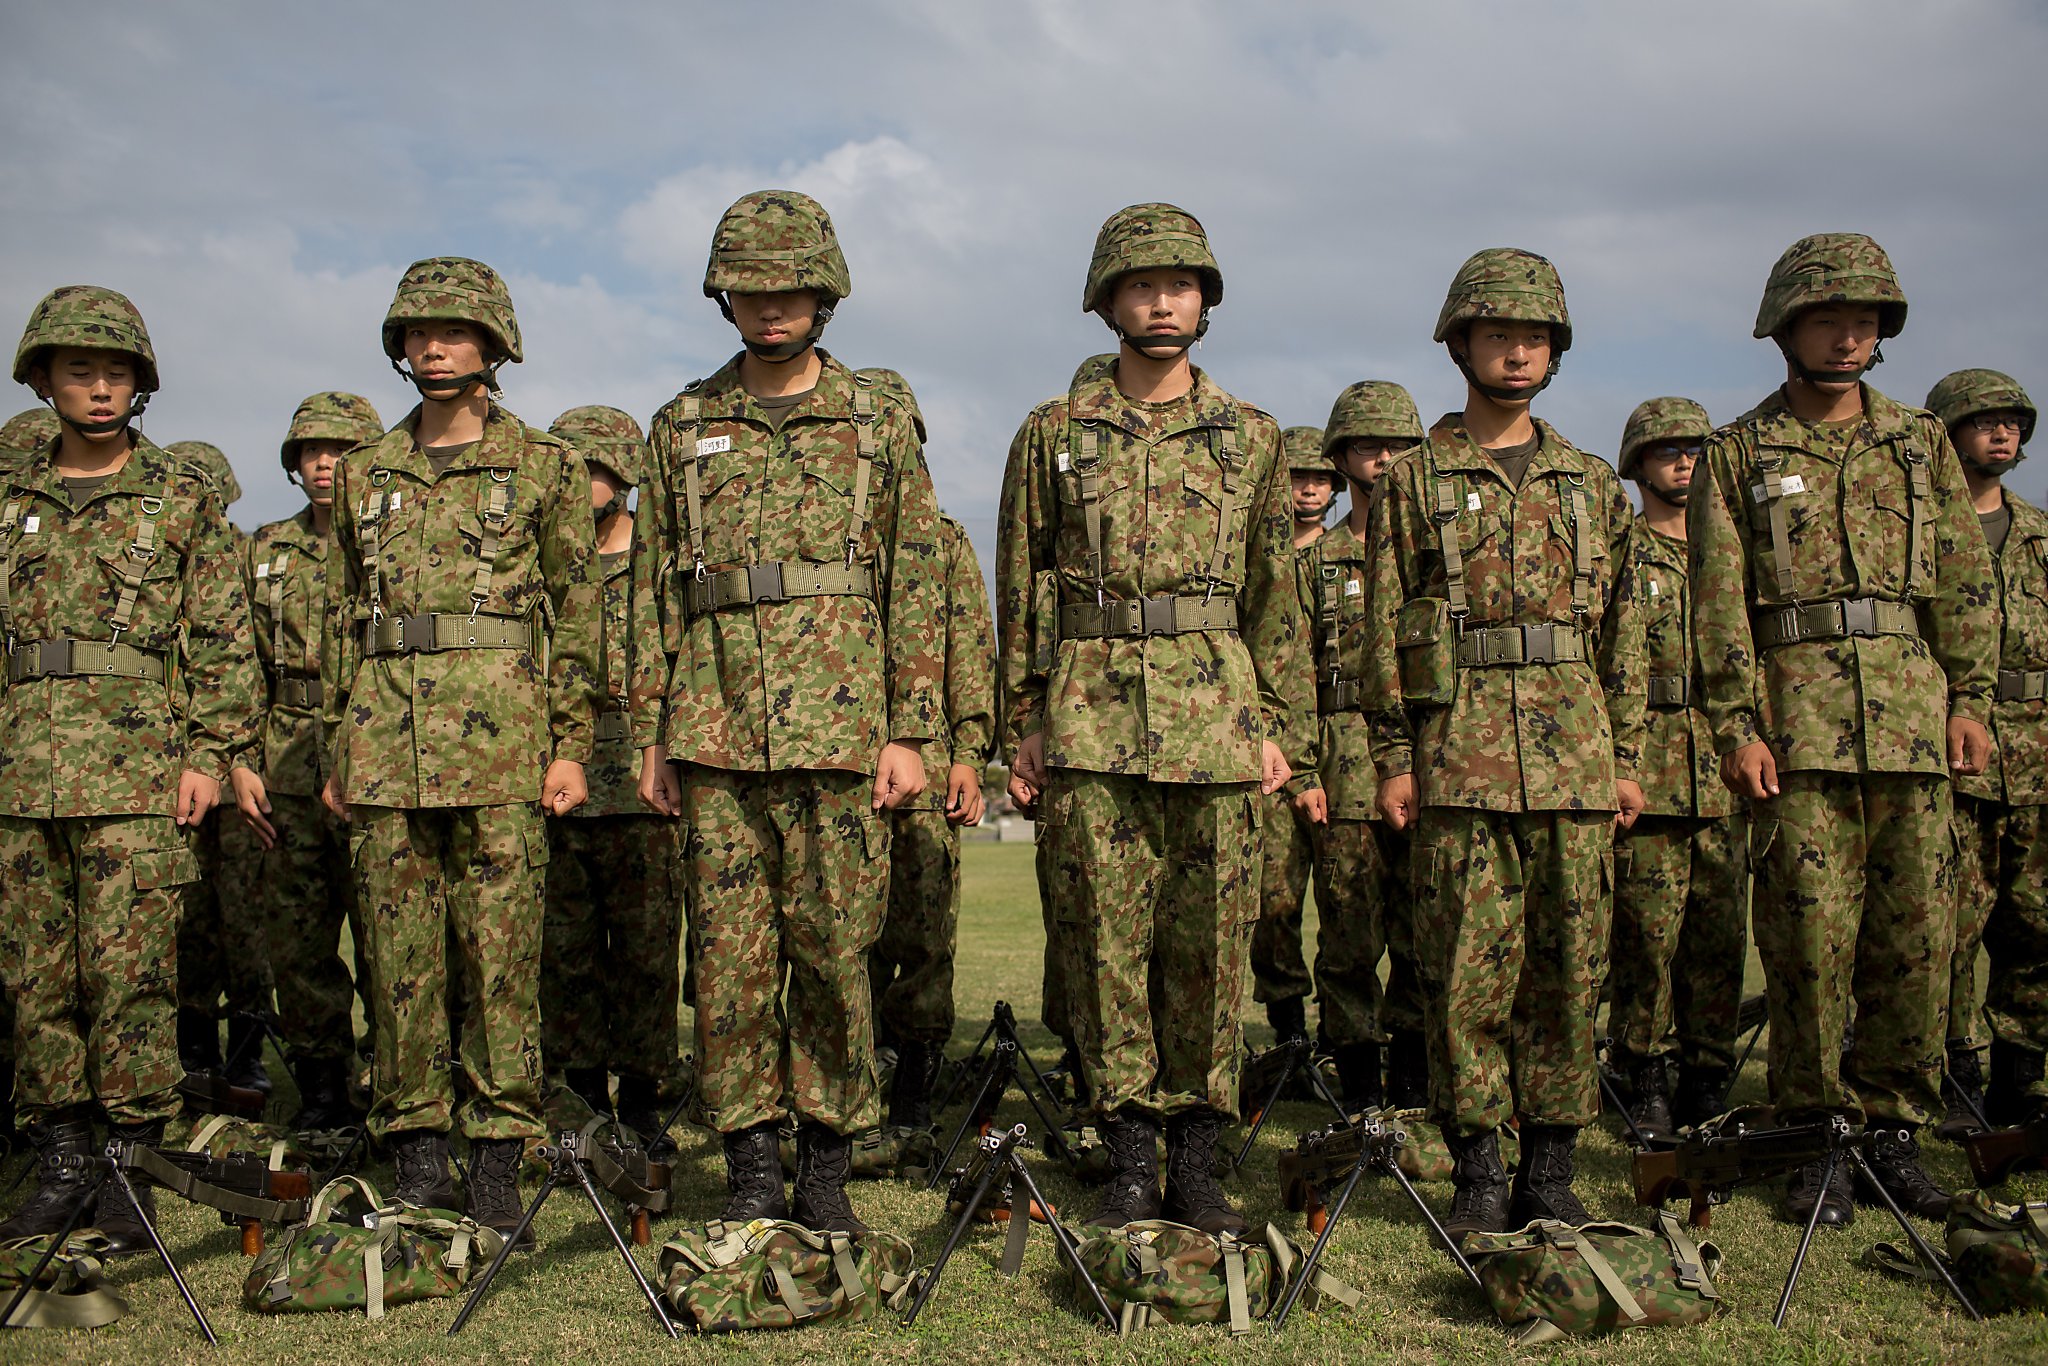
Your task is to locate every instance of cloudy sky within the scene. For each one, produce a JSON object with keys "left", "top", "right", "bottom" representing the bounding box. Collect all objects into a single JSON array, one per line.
[{"left": 4, "top": 0, "right": 2045, "bottom": 555}]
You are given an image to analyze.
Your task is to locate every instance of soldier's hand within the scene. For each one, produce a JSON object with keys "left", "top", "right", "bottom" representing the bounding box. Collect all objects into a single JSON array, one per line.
[
  {"left": 637, "top": 745, "right": 684, "bottom": 817},
  {"left": 1294, "top": 787, "right": 1329, "bottom": 825},
  {"left": 175, "top": 769, "right": 221, "bottom": 827},
  {"left": 1375, "top": 773, "right": 1416, "bottom": 831},
  {"left": 1614, "top": 779, "right": 1646, "bottom": 831},
  {"left": 1948, "top": 716, "right": 1992, "bottom": 777},
  {"left": 542, "top": 759, "right": 588, "bottom": 816},
  {"left": 229, "top": 766, "right": 278, "bottom": 849},
  {"left": 1260, "top": 740, "right": 1291, "bottom": 795},
  {"left": 1722, "top": 741, "right": 1780, "bottom": 801},
  {"left": 872, "top": 740, "right": 927, "bottom": 812},
  {"left": 945, "top": 762, "right": 985, "bottom": 827},
  {"left": 320, "top": 773, "right": 351, "bottom": 823},
  {"left": 1009, "top": 732, "right": 1048, "bottom": 814}
]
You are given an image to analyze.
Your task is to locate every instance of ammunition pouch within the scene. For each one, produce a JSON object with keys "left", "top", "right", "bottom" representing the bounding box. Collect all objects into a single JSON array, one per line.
[
  {"left": 363, "top": 612, "right": 532, "bottom": 656},
  {"left": 1751, "top": 596, "right": 1918, "bottom": 651},
  {"left": 683, "top": 560, "right": 876, "bottom": 618},
  {"left": 1058, "top": 594, "right": 1238, "bottom": 640},
  {"left": 1395, "top": 597, "right": 1454, "bottom": 705},
  {"left": 7, "top": 638, "right": 166, "bottom": 684}
]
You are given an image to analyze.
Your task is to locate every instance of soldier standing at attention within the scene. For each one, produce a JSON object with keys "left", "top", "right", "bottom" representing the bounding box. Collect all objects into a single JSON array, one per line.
[
  {"left": 1251, "top": 426, "right": 1334, "bottom": 1053},
  {"left": 1295, "top": 383, "right": 1428, "bottom": 1112},
  {"left": 230, "top": 393, "right": 384, "bottom": 1135},
  {"left": 1605, "top": 399, "right": 1750, "bottom": 1138},
  {"left": 858, "top": 368, "right": 996, "bottom": 1137},
  {"left": 1691, "top": 235, "right": 1996, "bottom": 1226},
  {"left": 0, "top": 287, "right": 258, "bottom": 1248},
  {"left": 632, "top": 192, "right": 945, "bottom": 1235},
  {"left": 1363, "top": 250, "right": 1645, "bottom": 1235},
  {"left": 1922, "top": 369, "right": 2048, "bottom": 1134},
  {"left": 999, "top": 204, "right": 1312, "bottom": 1234},
  {"left": 539, "top": 404, "right": 682, "bottom": 1146},
  {"left": 321, "top": 259, "right": 601, "bottom": 1243}
]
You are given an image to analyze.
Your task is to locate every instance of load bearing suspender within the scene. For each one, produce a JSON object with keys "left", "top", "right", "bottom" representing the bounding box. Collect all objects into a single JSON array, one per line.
[
  {"left": 1427, "top": 457, "right": 1592, "bottom": 668},
  {"left": 357, "top": 458, "right": 531, "bottom": 657},
  {"left": 1751, "top": 433, "right": 1931, "bottom": 647},
  {"left": 3, "top": 485, "right": 171, "bottom": 682}
]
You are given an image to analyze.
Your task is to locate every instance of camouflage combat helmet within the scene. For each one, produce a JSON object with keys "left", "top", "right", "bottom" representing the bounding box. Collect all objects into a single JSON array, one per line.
[
  {"left": 382, "top": 257, "right": 522, "bottom": 395},
  {"left": 1434, "top": 249, "right": 1570, "bottom": 400},
  {"left": 1283, "top": 426, "right": 1330, "bottom": 476},
  {"left": 1321, "top": 381, "right": 1425, "bottom": 462},
  {"left": 280, "top": 391, "right": 384, "bottom": 472},
  {"left": 13, "top": 286, "right": 160, "bottom": 434},
  {"left": 857, "top": 367, "right": 926, "bottom": 444},
  {"left": 0, "top": 406, "right": 59, "bottom": 455},
  {"left": 549, "top": 405, "right": 647, "bottom": 487},
  {"left": 1754, "top": 233, "right": 1907, "bottom": 341},
  {"left": 1926, "top": 368, "right": 2035, "bottom": 445},
  {"left": 166, "top": 440, "right": 242, "bottom": 505},
  {"left": 704, "top": 191, "right": 850, "bottom": 360},
  {"left": 1617, "top": 397, "right": 1713, "bottom": 479},
  {"left": 1084, "top": 204, "right": 1223, "bottom": 348}
]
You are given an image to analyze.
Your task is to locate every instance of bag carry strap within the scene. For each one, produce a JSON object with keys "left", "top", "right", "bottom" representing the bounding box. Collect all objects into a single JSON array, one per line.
[
  {"left": 0, "top": 1233, "right": 130, "bottom": 1330},
  {"left": 1264, "top": 1222, "right": 1360, "bottom": 1314},
  {"left": 308, "top": 1173, "right": 389, "bottom": 1226},
  {"left": 1655, "top": 1209, "right": 1720, "bottom": 1300},
  {"left": 1543, "top": 1225, "right": 1647, "bottom": 1325},
  {"left": 1220, "top": 1235, "right": 1251, "bottom": 1336}
]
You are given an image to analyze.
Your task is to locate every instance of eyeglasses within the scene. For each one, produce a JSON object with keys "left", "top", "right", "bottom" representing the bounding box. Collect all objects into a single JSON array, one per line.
[
  {"left": 1968, "top": 413, "right": 2026, "bottom": 433},
  {"left": 1645, "top": 442, "right": 1704, "bottom": 459}
]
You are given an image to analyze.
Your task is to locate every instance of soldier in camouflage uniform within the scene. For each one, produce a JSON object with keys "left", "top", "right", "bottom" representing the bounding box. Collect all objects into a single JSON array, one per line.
[
  {"left": 1606, "top": 398, "right": 1750, "bottom": 1139},
  {"left": 320, "top": 259, "right": 601, "bottom": 1243},
  {"left": 858, "top": 369, "right": 996, "bottom": 1134},
  {"left": 1252, "top": 426, "right": 1333, "bottom": 1051},
  {"left": 630, "top": 193, "right": 945, "bottom": 1236},
  {"left": 1922, "top": 369, "right": 2048, "bottom": 1133},
  {"left": 228, "top": 392, "right": 383, "bottom": 1133},
  {"left": 1, "top": 407, "right": 59, "bottom": 461},
  {"left": 1691, "top": 235, "right": 1997, "bottom": 1226},
  {"left": 0, "top": 287, "right": 259, "bottom": 1249},
  {"left": 1362, "top": 250, "right": 1646, "bottom": 1234},
  {"left": 539, "top": 404, "right": 683, "bottom": 1145},
  {"left": 998, "top": 204, "right": 1313, "bottom": 1234},
  {"left": 1294, "top": 383, "right": 1427, "bottom": 1111}
]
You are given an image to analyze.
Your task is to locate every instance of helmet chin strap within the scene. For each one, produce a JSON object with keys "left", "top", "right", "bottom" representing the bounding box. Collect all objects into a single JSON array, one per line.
[
  {"left": 1965, "top": 451, "right": 2025, "bottom": 478},
  {"left": 593, "top": 489, "right": 628, "bottom": 527},
  {"left": 722, "top": 296, "right": 833, "bottom": 363},
  {"left": 1449, "top": 343, "right": 1556, "bottom": 404},
  {"left": 1106, "top": 307, "right": 1210, "bottom": 354},
  {"left": 46, "top": 391, "right": 147, "bottom": 438},
  {"left": 1778, "top": 337, "right": 1882, "bottom": 388},
  {"left": 390, "top": 356, "right": 503, "bottom": 400}
]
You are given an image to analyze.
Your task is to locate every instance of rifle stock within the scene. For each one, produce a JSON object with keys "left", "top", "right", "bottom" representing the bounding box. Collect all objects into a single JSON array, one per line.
[
  {"left": 177, "top": 1070, "right": 267, "bottom": 1119},
  {"left": 1631, "top": 1113, "right": 1843, "bottom": 1228},
  {"left": 1963, "top": 1119, "right": 2048, "bottom": 1186}
]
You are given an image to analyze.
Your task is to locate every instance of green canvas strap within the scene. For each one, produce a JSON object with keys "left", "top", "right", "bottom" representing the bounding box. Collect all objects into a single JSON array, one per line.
[
  {"left": 261, "top": 549, "right": 291, "bottom": 674},
  {"left": 847, "top": 387, "right": 876, "bottom": 567},
  {"left": 361, "top": 478, "right": 394, "bottom": 621},
  {"left": 1220, "top": 1236, "right": 1251, "bottom": 1336},
  {"left": 183, "top": 1114, "right": 287, "bottom": 1171},
  {"left": 1318, "top": 679, "right": 1362, "bottom": 713},
  {"left": 1433, "top": 469, "right": 1469, "bottom": 621},
  {"left": 0, "top": 497, "right": 21, "bottom": 646},
  {"left": 363, "top": 1228, "right": 389, "bottom": 1320},
  {"left": 1118, "top": 1301, "right": 1154, "bottom": 1335},
  {"left": 1751, "top": 596, "right": 1918, "bottom": 649},
  {"left": 1058, "top": 594, "right": 1238, "bottom": 639},
  {"left": 1544, "top": 1225, "right": 1647, "bottom": 1325},
  {"left": 1655, "top": 1210, "right": 1719, "bottom": 1299},
  {"left": 682, "top": 561, "right": 876, "bottom": 618},
  {"left": 127, "top": 1144, "right": 305, "bottom": 1225},
  {"left": 1201, "top": 414, "right": 1243, "bottom": 595},
  {"left": 1759, "top": 457, "right": 1796, "bottom": 601},
  {"left": 1997, "top": 669, "right": 2048, "bottom": 703},
  {"left": 769, "top": 1261, "right": 809, "bottom": 1319},
  {"left": 1263, "top": 1222, "right": 1359, "bottom": 1314},
  {"left": 1565, "top": 479, "right": 1592, "bottom": 618},
  {"left": 1900, "top": 439, "right": 1931, "bottom": 599},
  {"left": 1454, "top": 623, "right": 1587, "bottom": 667},
  {"left": 307, "top": 1173, "right": 388, "bottom": 1226},
  {"left": 828, "top": 1231, "right": 863, "bottom": 1304},
  {"left": 471, "top": 470, "right": 512, "bottom": 613},
  {"left": 1077, "top": 421, "right": 1105, "bottom": 604},
  {"left": 1318, "top": 563, "right": 1343, "bottom": 682},
  {"left": 362, "top": 611, "right": 532, "bottom": 655},
  {"left": 7, "top": 638, "right": 166, "bottom": 683},
  {"left": 677, "top": 392, "right": 709, "bottom": 582},
  {"left": 107, "top": 491, "right": 165, "bottom": 643}
]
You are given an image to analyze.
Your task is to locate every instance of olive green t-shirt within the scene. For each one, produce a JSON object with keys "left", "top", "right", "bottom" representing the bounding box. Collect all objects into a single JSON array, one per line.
[
  {"left": 421, "top": 440, "right": 477, "bottom": 482},
  {"left": 1981, "top": 503, "right": 2013, "bottom": 557},
  {"left": 755, "top": 388, "right": 813, "bottom": 434},
  {"left": 62, "top": 474, "right": 112, "bottom": 505},
  {"left": 1485, "top": 431, "right": 1542, "bottom": 490}
]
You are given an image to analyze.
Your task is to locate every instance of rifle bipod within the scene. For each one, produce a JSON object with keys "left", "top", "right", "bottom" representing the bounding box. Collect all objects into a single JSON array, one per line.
[
  {"left": 928, "top": 1009, "right": 1075, "bottom": 1183},
  {"left": 1772, "top": 1117, "right": 1980, "bottom": 1329},
  {"left": 1271, "top": 1113, "right": 1479, "bottom": 1333},
  {"left": 447, "top": 1127, "right": 678, "bottom": 1338},
  {"left": 1, "top": 1142, "right": 216, "bottom": 1343},
  {"left": 1231, "top": 1036, "right": 1347, "bottom": 1172},
  {"left": 902, "top": 1123, "right": 1116, "bottom": 1331}
]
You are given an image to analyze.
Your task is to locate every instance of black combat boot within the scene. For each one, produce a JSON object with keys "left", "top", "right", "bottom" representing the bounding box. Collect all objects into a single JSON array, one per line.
[
  {"left": 177, "top": 1007, "right": 220, "bottom": 1074},
  {"left": 1509, "top": 1124, "right": 1592, "bottom": 1227},
  {"left": 887, "top": 1039, "right": 942, "bottom": 1132},
  {"left": 1780, "top": 1153, "right": 1855, "bottom": 1227},
  {"left": 288, "top": 1055, "right": 359, "bottom": 1133},
  {"left": 223, "top": 1012, "right": 273, "bottom": 1095},
  {"left": 466, "top": 1137, "right": 535, "bottom": 1250},
  {"left": 1443, "top": 1127, "right": 1511, "bottom": 1238},
  {"left": 614, "top": 1073, "right": 676, "bottom": 1159},
  {"left": 1161, "top": 1109, "right": 1246, "bottom": 1236},
  {"left": 93, "top": 1119, "right": 166, "bottom": 1256},
  {"left": 564, "top": 1066, "right": 611, "bottom": 1115},
  {"left": 1624, "top": 1054, "right": 1676, "bottom": 1145},
  {"left": 1267, "top": 996, "right": 1309, "bottom": 1046},
  {"left": 0, "top": 1112, "right": 97, "bottom": 1241},
  {"left": 1986, "top": 1040, "right": 2046, "bottom": 1128},
  {"left": 1859, "top": 1125, "right": 1952, "bottom": 1221},
  {"left": 1673, "top": 1063, "right": 1732, "bottom": 1131},
  {"left": 1331, "top": 1043, "right": 1384, "bottom": 1114},
  {"left": 389, "top": 1129, "right": 456, "bottom": 1209},
  {"left": 791, "top": 1121, "right": 868, "bottom": 1237},
  {"left": 1386, "top": 1029, "right": 1430, "bottom": 1110},
  {"left": 1086, "top": 1110, "right": 1162, "bottom": 1228},
  {"left": 720, "top": 1122, "right": 789, "bottom": 1223},
  {"left": 1937, "top": 1042, "right": 1990, "bottom": 1142}
]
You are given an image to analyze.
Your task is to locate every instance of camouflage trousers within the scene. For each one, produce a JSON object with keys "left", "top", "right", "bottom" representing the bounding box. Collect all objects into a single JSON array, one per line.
[
  {"left": 870, "top": 809, "right": 960, "bottom": 1045},
  {"left": 1957, "top": 797, "right": 2048, "bottom": 1059},
  {"left": 541, "top": 814, "right": 683, "bottom": 1076},
  {"left": 1038, "top": 834, "right": 1077, "bottom": 1043},
  {"left": 1415, "top": 808, "right": 1612, "bottom": 1135},
  {"left": 1608, "top": 813, "right": 1750, "bottom": 1068},
  {"left": 351, "top": 803, "right": 546, "bottom": 1141},
  {"left": 177, "top": 807, "right": 271, "bottom": 1016},
  {"left": 1040, "top": 770, "right": 1261, "bottom": 1121},
  {"left": 685, "top": 766, "right": 888, "bottom": 1136},
  {"left": 1251, "top": 793, "right": 1314, "bottom": 1005},
  {"left": 1311, "top": 817, "right": 1416, "bottom": 1047},
  {"left": 262, "top": 791, "right": 365, "bottom": 1065},
  {"left": 0, "top": 815, "right": 194, "bottom": 1125},
  {"left": 1751, "top": 773, "right": 1952, "bottom": 1126}
]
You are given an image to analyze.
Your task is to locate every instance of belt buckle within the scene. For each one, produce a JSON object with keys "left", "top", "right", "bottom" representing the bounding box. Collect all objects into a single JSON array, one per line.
[
  {"left": 39, "top": 639, "right": 72, "bottom": 676},
  {"left": 746, "top": 562, "right": 786, "bottom": 604},
  {"left": 1139, "top": 596, "right": 1176, "bottom": 637},
  {"left": 1841, "top": 598, "right": 1877, "bottom": 638},
  {"left": 399, "top": 614, "right": 436, "bottom": 654},
  {"left": 1523, "top": 623, "right": 1555, "bottom": 664}
]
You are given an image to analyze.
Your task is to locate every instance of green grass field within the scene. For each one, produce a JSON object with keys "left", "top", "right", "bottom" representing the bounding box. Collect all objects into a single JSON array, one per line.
[{"left": 7, "top": 840, "right": 2047, "bottom": 1363}]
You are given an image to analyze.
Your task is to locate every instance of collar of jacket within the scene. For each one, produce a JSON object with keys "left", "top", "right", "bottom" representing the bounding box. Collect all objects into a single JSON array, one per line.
[
  {"left": 1997, "top": 490, "right": 2048, "bottom": 556},
  {"left": 1065, "top": 351, "right": 1239, "bottom": 439},
  {"left": 13, "top": 432, "right": 176, "bottom": 511},
  {"left": 1739, "top": 382, "right": 1920, "bottom": 461},
  {"left": 1424, "top": 412, "right": 1586, "bottom": 487},
  {"left": 368, "top": 401, "right": 528, "bottom": 483},
  {"left": 1316, "top": 519, "right": 1371, "bottom": 563},
  {"left": 260, "top": 505, "right": 329, "bottom": 556},
  {"left": 693, "top": 348, "right": 868, "bottom": 427},
  {"left": 1629, "top": 515, "right": 1689, "bottom": 568}
]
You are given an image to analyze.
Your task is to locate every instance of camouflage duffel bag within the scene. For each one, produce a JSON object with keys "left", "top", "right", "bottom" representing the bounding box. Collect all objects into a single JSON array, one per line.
[
  {"left": 1465, "top": 1213, "right": 1724, "bottom": 1344},
  {"left": 1074, "top": 1219, "right": 1358, "bottom": 1336},
  {"left": 0, "top": 1233, "right": 130, "bottom": 1329},
  {"left": 656, "top": 1218, "right": 916, "bottom": 1332},
  {"left": 1387, "top": 1108, "right": 1453, "bottom": 1182},
  {"left": 1867, "top": 1191, "right": 2048, "bottom": 1315},
  {"left": 243, "top": 1175, "right": 504, "bottom": 1318},
  {"left": 171, "top": 1113, "right": 311, "bottom": 1168}
]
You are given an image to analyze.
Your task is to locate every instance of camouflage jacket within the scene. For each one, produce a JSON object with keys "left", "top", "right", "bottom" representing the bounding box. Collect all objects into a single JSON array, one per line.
[
  {"left": 1620, "top": 517, "right": 1732, "bottom": 818},
  {"left": 565, "top": 538, "right": 640, "bottom": 818},
  {"left": 246, "top": 508, "right": 336, "bottom": 797},
  {"left": 901, "top": 513, "right": 996, "bottom": 813},
  {"left": 1362, "top": 415, "right": 1644, "bottom": 813},
  {"left": 1690, "top": 385, "right": 1996, "bottom": 776},
  {"left": 1960, "top": 490, "right": 2048, "bottom": 806},
  {"left": 326, "top": 402, "right": 601, "bottom": 808},
  {"left": 630, "top": 352, "right": 946, "bottom": 773},
  {"left": 994, "top": 355, "right": 1313, "bottom": 784},
  {"left": 1310, "top": 519, "right": 1378, "bottom": 820},
  {"left": 0, "top": 434, "right": 259, "bottom": 818}
]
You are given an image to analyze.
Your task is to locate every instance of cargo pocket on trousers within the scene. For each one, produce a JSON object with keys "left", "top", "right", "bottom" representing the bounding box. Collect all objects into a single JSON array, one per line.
[{"left": 129, "top": 843, "right": 200, "bottom": 892}]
